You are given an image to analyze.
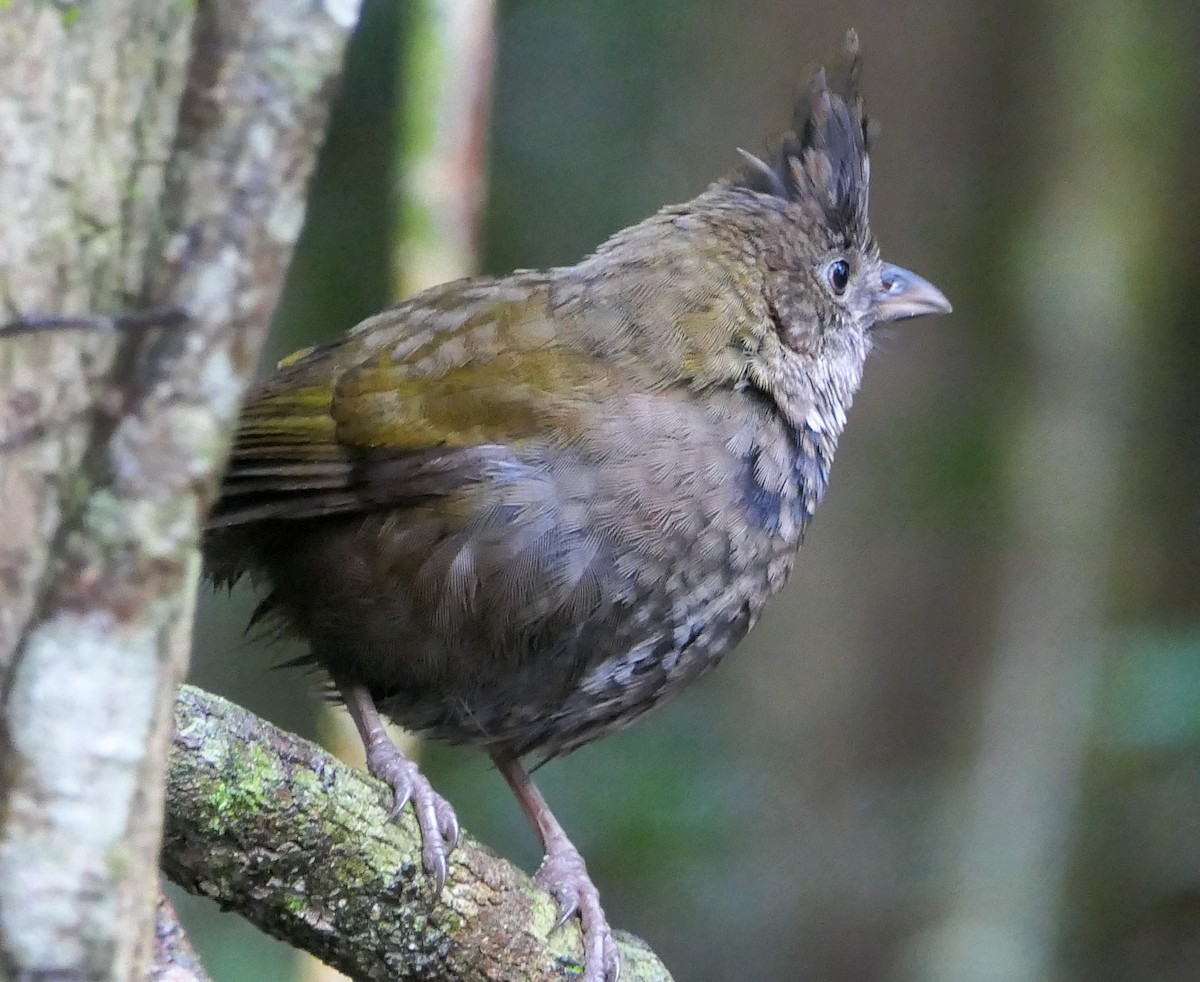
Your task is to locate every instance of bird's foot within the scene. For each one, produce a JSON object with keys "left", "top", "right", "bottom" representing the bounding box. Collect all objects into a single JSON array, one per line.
[
  {"left": 364, "top": 737, "right": 461, "bottom": 893},
  {"left": 536, "top": 840, "right": 620, "bottom": 982}
]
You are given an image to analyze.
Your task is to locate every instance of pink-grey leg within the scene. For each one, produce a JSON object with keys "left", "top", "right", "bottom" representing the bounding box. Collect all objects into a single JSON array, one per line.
[
  {"left": 493, "top": 752, "right": 619, "bottom": 982},
  {"left": 340, "top": 682, "right": 460, "bottom": 892}
]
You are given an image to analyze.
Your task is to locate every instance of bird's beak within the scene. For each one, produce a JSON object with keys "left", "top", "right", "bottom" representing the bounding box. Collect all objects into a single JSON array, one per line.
[{"left": 872, "top": 264, "right": 952, "bottom": 323}]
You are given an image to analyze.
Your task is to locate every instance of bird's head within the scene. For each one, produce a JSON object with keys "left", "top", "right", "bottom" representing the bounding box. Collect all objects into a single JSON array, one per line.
[{"left": 724, "top": 29, "right": 951, "bottom": 434}]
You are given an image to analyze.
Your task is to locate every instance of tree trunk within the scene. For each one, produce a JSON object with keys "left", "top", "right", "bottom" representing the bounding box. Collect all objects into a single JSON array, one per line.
[{"left": 0, "top": 1, "right": 357, "bottom": 976}]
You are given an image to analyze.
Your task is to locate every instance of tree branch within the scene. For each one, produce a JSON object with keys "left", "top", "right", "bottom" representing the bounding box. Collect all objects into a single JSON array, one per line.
[
  {"left": 153, "top": 889, "right": 214, "bottom": 982},
  {"left": 164, "top": 686, "right": 673, "bottom": 982}
]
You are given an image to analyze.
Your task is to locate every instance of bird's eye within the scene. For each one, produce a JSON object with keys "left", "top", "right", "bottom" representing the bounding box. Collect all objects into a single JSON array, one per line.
[{"left": 826, "top": 258, "right": 851, "bottom": 295}]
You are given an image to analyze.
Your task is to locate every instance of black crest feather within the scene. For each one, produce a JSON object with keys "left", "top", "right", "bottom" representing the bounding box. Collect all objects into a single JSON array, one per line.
[{"left": 731, "top": 29, "right": 872, "bottom": 245}]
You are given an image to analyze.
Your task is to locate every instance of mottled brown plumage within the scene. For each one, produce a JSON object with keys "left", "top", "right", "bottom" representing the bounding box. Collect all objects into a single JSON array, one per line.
[{"left": 205, "top": 30, "right": 949, "bottom": 981}]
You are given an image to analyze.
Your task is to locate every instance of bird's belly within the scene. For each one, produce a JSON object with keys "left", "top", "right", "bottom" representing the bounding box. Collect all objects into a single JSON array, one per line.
[
  {"left": 272, "top": 408, "right": 812, "bottom": 757},
  {"left": 374, "top": 522, "right": 796, "bottom": 759}
]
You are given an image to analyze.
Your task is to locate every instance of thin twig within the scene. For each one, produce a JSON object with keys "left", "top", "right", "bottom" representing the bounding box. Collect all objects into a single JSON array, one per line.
[{"left": 0, "top": 308, "right": 190, "bottom": 338}]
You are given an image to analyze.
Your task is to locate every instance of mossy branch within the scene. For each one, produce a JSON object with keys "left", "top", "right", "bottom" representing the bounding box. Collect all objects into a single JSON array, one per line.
[{"left": 163, "top": 686, "right": 674, "bottom": 982}]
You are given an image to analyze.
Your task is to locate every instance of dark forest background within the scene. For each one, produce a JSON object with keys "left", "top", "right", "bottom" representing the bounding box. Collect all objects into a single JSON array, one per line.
[{"left": 182, "top": 1, "right": 1200, "bottom": 979}]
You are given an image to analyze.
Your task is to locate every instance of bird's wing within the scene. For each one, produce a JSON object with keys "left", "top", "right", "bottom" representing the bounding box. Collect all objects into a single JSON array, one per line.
[{"left": 209, "top": 275, "right": 609, "bottom": 528}]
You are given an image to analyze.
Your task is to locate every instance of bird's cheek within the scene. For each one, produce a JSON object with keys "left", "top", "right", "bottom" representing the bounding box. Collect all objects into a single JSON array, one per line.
[{"left": 772, "top": 306, "right": 823, "bottom": 358}]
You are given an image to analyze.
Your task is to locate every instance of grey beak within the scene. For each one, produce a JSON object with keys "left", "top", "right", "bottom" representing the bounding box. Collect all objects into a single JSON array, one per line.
[{"left": 873, "top": 263, "right": 952, "bottom": 323}]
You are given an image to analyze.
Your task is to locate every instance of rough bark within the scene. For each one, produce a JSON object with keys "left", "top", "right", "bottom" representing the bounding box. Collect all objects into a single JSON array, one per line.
[
  {"left": 0, "top": 0, "right": 359, "bottom": 977},
  {"left": 152, "top": 890, "right": 214, "bottom": 982},
  {"left": 165, "top": 686, "right": 673, "bottom": 982}
]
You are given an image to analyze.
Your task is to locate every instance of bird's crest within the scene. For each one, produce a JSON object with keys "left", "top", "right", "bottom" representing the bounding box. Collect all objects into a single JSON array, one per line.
[{"left": 731, "top": 29, "right": 872, "bottom": 246}]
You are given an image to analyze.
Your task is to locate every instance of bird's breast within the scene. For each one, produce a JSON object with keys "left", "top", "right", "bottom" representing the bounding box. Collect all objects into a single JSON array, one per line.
[
  {"left": 489, "top": 393, "right": 823, "bottom": 755},
  {"left": 362, "top": 389, "right": 829, "bottom": 757}
]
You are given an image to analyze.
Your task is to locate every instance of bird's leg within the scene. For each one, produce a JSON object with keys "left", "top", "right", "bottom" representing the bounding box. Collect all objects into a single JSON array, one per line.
[
  {"left": 492, "top": 752, "right": 619, "bottom": 982},
  {"left": 339, "top": 682, "right": 460, "bottom": 893}
]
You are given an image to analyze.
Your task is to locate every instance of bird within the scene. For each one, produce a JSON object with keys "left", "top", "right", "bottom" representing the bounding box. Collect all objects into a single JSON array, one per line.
[{"left": 204, "top": 29, "right": 950, "bottom": 982}]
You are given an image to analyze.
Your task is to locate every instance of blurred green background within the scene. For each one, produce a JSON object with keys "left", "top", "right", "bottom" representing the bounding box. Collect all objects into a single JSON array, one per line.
[{"left": 181, "top": 0, "right": 1200, "bottom": 979}]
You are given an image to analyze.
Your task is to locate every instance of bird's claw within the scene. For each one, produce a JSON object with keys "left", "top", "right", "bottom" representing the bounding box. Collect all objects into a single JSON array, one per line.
[
  {"left": 364, "top": 738, "right": 459, "bottom": 895},
  {"left": 536, "top": 843, "right": 620, "bottom": 982}
]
